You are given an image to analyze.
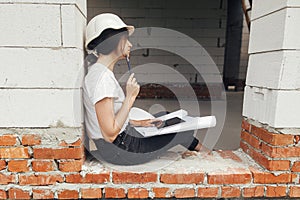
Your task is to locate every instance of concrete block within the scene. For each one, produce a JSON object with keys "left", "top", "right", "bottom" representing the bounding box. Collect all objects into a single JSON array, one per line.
[
  {"left": 251, "top": 0, "right": 287, "bottom": 20},
  {"left": 287, "top": 0, "right": 300, "bottom": 7},
  {"left": 163, "top": 0, "right": 220, "bottom": 9},
  {"left": 120, "top": 8, "right": 146, "bottom": 18},
  {"left": 74, "top": 0, "right": 87, "bottom": 17},
  {"left": 0, "top": 0, "right": 86, "bottom": 16},
  {"left": 0, "top": 89, "right": 82, "bottom": 127},
  {"left": 249, "top": 8, "right": 300, "bottom": 53},
  {"left": 246, "top": 50, "right": 300, "bottom": 89},
  {"left": 0, "top": 4, "right": 61, "bottom": 47},
  {"left": 138, "top": 18, "right": 165, "bottom": 27},
  {"left": 139, "top": 0, "right": 165, "bottom": 8},
  {"left": 147, "top": 9, "right": 164, "bottom": 18},
  {"left": 163, "top": 9, "right": 226, "bottom": 19},
  {"left": 251, "top": 0, "right": 300, "bottom": 20},
  {"left": 110, "top": 0, "right": 139, "bottom": 8},
  {"left": 87, "top": 0, "right": 110, "bottom": 8},
  {"left": 0, "top": 48, "right": 84, "bottom": 88},
  {"left": 249, "top": 8, "right": 286, "bottom": 53},
  {"left": 282, "top": 8, "right": 300, "bottom": 48},
  {"left": 243, "top": 86, "right": 300, "bottom": 128},
  {"left": 61, "top": 5, "right": 86, "bottom": 49}
]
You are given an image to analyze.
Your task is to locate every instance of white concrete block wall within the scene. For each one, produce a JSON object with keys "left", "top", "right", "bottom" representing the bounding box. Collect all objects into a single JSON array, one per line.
[
  {"left": 243, "top": 0, "right": 300, "bottom": 129},
  {"left": 0, "top": 0, "right": 86, "bottom": 128},
  {"left": 87, "top": 0, "right": 230, "bottom": 84},
  {"left": 249, "top": 7, "right": 300, "bottom": 54},
  {"left": 0, "top": 89, "right": 82, "bottom": 127},
  {"left": 243, "top": 86, "right": 300, "bottom": 128},
  {"left": 0, "top": 4, "right": 61, "bottom": 47},
  {"left": 0, "top": 48, "right": 84, "bottom": 88},
  {"left": 62, "top": 5, "right": 87, "bottom": 49},
  {"left": 246, "top": 50, "right": 300, "bottom": 89}
]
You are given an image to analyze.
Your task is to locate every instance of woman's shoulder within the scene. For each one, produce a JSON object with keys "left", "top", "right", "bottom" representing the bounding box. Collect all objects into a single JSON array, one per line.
[{"left": 85, "top": 64, "right": 116, "bottom": 86}]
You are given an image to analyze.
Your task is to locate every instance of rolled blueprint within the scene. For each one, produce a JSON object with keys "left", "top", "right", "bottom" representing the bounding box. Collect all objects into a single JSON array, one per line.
[{"left": 157, "top": 116, "right": 216, "bottom": 135}]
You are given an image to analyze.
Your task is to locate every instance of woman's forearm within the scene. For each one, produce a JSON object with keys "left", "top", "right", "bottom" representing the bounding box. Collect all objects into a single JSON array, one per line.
[{"left": 113, "top": 96, "right": 135, "bottom": 133}]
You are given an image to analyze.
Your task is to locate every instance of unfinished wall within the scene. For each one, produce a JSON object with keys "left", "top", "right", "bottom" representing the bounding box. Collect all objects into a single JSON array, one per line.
[
  {"left": 241, "top": 0, "right": 300, "bottom": 197},
  {"left": 87, "top": 0, "right": 227, "bottom": 85},
  {"left": 0, "top": 0, "right": 87, "bottom": 198},
  {"left": 0, "top": 0, "right": 298, "bottom": 199}
]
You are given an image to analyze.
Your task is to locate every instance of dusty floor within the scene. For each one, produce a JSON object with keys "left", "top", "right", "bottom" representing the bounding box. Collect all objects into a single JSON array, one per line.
[{"left": 134, "top": 91, "right": 244, "bottom": 150}]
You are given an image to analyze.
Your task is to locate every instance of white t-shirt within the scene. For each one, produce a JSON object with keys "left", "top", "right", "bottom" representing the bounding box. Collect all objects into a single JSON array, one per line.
[{"left": 83, "top": 63, "right": 129, "bottom": 140}]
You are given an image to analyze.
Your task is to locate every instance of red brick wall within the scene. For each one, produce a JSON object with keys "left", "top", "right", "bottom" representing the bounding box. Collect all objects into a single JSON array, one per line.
[
  {"left": 0, "top": 122, "right": 299, "bottom": 199},
  {"left": 240, "top": 119, "right": 300, "bottom": 172},
  {"left": 120, "top": 83, "right": 224, "bottom": 100}
]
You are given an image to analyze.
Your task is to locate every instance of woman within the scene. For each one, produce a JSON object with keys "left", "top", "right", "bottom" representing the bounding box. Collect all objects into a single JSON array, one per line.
[{"left": 83, "top": 13, "right": 202, "bottom": 165}]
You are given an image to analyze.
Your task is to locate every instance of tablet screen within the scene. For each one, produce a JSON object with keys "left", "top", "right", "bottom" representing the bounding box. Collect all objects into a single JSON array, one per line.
[{"left": 158, "top": 117, "right": 185, "bottom": 129}]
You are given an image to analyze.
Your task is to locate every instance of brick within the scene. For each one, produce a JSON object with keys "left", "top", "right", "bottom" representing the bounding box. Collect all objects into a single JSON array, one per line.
[
  {"left": 32, "top": 160, "right": 54, "bottom": 172},
  {"left": 290, "top": 186, "right": 300, "bottom": 197},
  {"left": 33, "top": 148, "right": 82, "bottom": 159},
  {"left": 22, "top": 134, "right": 41, "bottom": 146},
  {"left": 208, "top": 168, "right": 251, "bottom": 184},
  {"left": 292, "top": 161, "right": 300, "bottom": 172},
  {"left": 245, "top": 144, "right": 290, "bottom": 170},
  {"left": 8, "top": 160, "right": 29, "bottom": 172},
  {"left": 261, "top": 143, "right": 300, "bottom": 158},
  {"left": 266, "top": 186, "right": 286, "bottom": 197},
  {"left": 81, "top": 188, "right": 102, "bottom": 199},
  {"left": 19, "top": 174, "right": 63, "bottom": 185},
  {"left": 217, "top": 150, "right": 242, "bottom": 162},
  {"left": 105, "top": 188, "right": 126, "bottom": 198},
  {"left": 0, "top": 160, "right": 6, "bottom": 170},
  {"left": 221, "top": 186, "right": 241, "bottom": 198},
  {"left": 8, "top": 188, "right": 30, "bottom": 199},
  {"left": 32, "top": 189, "right": 54, "bottom": 199},
  {"left": 241, "top": 119, "right": 251, "bottom": 132},
  {"left": 250, "top": 167, "right": 296, "bottom": 183},
  {"left": 0, "top": 135, "right": 17, "bottom": 146},
  {"left": 251, "top": 126, "right": 294, "bottom": 146},
  {"left": 59, "top": 139, "right": 81, "bottom": 146},
  {"left": 197, "top": 187, "right": 219, "bottom": 198},
  {"left": 243, "top": 186, "right": 264, "bottom": 197},
  {"left": 247, "top": 146, "right": 269, "bottom": 169},
  {"left": 58, "top": 190, "right": 79, "bottom": 199},
  {"left": 59, "top": 160, "right": 82, "bottom": 172},
  {"left": 66, "top": 173, "right": 109, "bottom": 183},
  {"left": 0, "top": 147, "right": 29, "bottom": 158},
  {"left": 128, "top": 188, "right": 148, "bottom": 199},
  {"left": 160, "top": 173, "right": 204, "bottom": 184},
  {"left": 112, "top": 172, "right": 157, "bottom": 184},
  {"left": 240, "top": 140, "right": 250, "bottom": 153},
  {"left": 152, "top": 188, "right": 172, "bottom": 198},
  {"left": 174, "top": 188, "right": 195, "bottom": 198},
  {"left": 0, "top": 173, "right": 15, "bottom": 184},
  {"left": 0, "top": 190, "right": 6, "bottom": 199},
  {"left": 241, "top": 130, "right": 260, "bottom": 149},
  {"left": 267, "top": 160, "right": 291, "bottom": 171}
]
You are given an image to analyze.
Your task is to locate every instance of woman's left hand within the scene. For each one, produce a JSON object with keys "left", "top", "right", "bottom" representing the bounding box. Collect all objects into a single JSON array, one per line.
[{"left": 130, "top": 119, "right": 163, "bottom": 127}]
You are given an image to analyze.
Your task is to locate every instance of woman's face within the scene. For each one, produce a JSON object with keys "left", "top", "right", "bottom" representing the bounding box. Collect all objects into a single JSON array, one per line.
[{"left": 118, "top": 35, "right": 132, "bottom": 59}]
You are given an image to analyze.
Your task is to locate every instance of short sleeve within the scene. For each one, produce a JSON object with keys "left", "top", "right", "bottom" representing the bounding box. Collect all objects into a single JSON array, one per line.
[{"left": 91, "top": 71, "right": 119, "bottom": 105}]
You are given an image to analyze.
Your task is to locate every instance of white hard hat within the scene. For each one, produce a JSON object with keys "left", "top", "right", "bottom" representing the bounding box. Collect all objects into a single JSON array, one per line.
[{"left": 85, "top": 13, "right": 134, "bottom": 51}]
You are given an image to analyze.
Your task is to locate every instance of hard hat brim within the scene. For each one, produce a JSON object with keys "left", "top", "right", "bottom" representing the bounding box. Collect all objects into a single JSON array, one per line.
[{"left": 85, "top": 25, "right": 135, "bottom": 51}]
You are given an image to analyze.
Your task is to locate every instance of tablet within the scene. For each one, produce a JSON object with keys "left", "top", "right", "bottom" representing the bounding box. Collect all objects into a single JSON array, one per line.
[{"left": 156, "top": 117, "right": 185, "bottom": 129}]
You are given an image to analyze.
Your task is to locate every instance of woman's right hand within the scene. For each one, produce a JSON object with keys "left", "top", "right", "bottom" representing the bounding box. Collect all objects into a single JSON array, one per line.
[{"left": 126, "top": 73, "right": 140, "bottom": 99}]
